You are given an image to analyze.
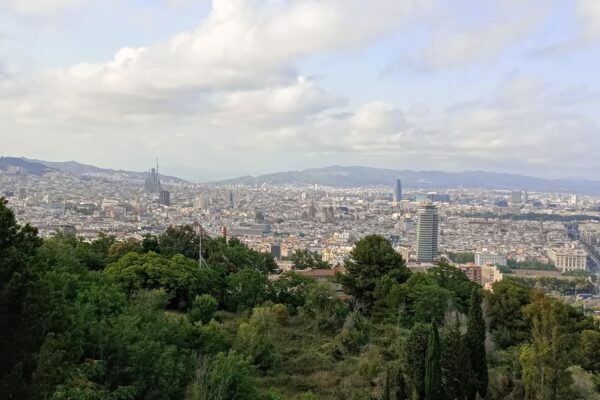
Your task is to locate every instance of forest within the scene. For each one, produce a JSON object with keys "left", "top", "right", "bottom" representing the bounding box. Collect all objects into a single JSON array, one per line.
[{"left": 1, "top": 197, "right": 599, "bottom": 400}]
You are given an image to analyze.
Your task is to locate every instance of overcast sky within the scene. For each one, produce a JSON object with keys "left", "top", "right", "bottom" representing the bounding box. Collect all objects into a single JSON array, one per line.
[{"left": 1, "top": 0, "right": 599, "bottom": 181}]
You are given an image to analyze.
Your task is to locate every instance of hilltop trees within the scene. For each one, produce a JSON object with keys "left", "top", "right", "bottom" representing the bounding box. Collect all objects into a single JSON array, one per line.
[{"left": 340, "top": 234, "right": 410, "bottom": 312}]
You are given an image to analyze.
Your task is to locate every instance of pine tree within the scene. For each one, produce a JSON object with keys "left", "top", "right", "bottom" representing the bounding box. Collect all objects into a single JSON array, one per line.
[
  {"left": 466, "top": 288, "right": 488, "bottom": 400},
  {"left": 425, "top": 320, "right": 442, "bottom": 400},
  {"left": 395, "top": 367, "right": 407, "bottom": 400},
  {"left": 383, "top": 366, "right": 391, "bottom": 400}
]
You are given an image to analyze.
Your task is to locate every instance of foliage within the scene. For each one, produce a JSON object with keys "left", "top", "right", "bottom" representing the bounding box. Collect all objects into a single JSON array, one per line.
[
  {"left": 466, "top": 288, "right": 488, "bottom": 400},
  {"left": 447, "top": 252, "right": 475, "bottom": 264},
  {"left": 425, "top": 320, "right": 442, "bottom": 400},
  {"left": 226, "top": 268, "right": 270, "bottom": 311},
  {"left": 186, "top": 352, "right": 256, "bottom": 400},
  {"left": 270, "top": 271, "right": 315, "bottom": 314},
  {"left": 189, "top": 294, "right": 219, "bottom": 324},
  {"left": 403, "top": 323, "right": 429, "bottom": 400},
  {"left": 290, "top": 248, "right": 329, "bottom": 270},
  {"left": 340, "top": 235, "right": 410, "bottom": 312},
  {"left": 507, "top": 259, "right": 557, "bottom": 271},
  {"left": 236, "top": 306, "right": 281, "bottom": 370},
  {"left": 486, "top": 279, "right": 532, "bottom": 348},
  {"left": 104, "top": 251, "right": 221, "bottom": 310}
]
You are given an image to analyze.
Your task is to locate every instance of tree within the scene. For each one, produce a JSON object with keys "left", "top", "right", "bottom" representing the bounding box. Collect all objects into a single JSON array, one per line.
[
  {"left": 466, "top": 289, "right": 488, "bottom": 400},
  {"left": 141, "top": 233, "right": 160, "bottom": 253},
  {"left": 404, "top": 323, "right": 430, "bottom": 400},
  {"left": 340, "top": 235, "right": 410, "bottom": 312},
  {"left": 428, "top": 260, "right": 477, "bottom": 314},
  {"left": 235, "top": 306, "right": 281, "bottom": 370},
  {"left": 579, "top": 330, "right": 600, "bottom": 373},
  {"left": 485, "top": 280, "right": 532, "bottom": 348},
  {"left": 104, "top": 252, "right": 221, "bottom": 310},
  {"left": 0, "top": 197, "right": 43, "bottom": 397},
  {"left": 270, "top": 271, "right": 315, "bottom": 313},
  {"left": 189, "top": 294, "right": 219, "bottom": 324},
  {"left": 440, "top": 317, "right": 470, "bottom": 400},
  {"left": 225, "top": 268, "right": 270, "bottom": 311},
  {"left": 159, "top": 225, "right": 206, "bottom": 260},
  {"left": 204, "top": 352, "right": 256, "bottom": 400},
  {"left": 520, "top": 291, "right": 593, "bottom": 399},
  {"left": 290, "top": 248, "right": 329, "bottom": 270},
  {"left": 425, "top": 320, "right": 442, "bottom": 400},
  {"left": 107, "top": 237, "right": 141, "bottom": 262}
]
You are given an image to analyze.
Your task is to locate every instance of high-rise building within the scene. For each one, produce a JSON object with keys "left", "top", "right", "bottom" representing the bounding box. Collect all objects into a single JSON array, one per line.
[
  {"left": 144, "top": 163, "right": 161, "bottom": 194},
  {"left": 228, "top": 191, "right": 234, "bottom": 209},
  {"left": 511, "top": 190, "right": 522, "bottom": 204},
  {"left": 416, "top": 203, "right": 438, "bottom": 262},
  {"left": 393, "top": 179, "right": 402, "bottom": 202},
  {"left": 270, "top": 243, "right": 281, "bottom": 260},
  {"left": 159, "top": 190, "right": 170, "bottom": 206}
]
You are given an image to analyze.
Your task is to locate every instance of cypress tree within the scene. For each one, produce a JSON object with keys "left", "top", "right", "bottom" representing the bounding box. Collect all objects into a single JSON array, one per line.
[
  {"left": 395, "top": 367, "right": 407, "bottom": 400},
  {"left": 425, "top": 320, "right": 442, "bottom": 400},
  {"left": 383, "top": 366, "right": 391, "bottom": 400},
  {"left": 466, "top": 288, "right": 488, "bottom": 400}
]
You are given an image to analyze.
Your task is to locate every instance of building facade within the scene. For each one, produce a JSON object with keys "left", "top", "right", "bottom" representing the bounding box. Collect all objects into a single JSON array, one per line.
[{"left": 416, "top": 203, "right": 438, "bottom": 262}]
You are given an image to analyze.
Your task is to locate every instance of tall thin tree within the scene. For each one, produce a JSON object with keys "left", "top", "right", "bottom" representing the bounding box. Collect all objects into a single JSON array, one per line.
[
  {"left": 425, "top": 320, "right": 442, "bottom": 400},
  {"left": 466, "top": 288, "right": 488, "bottom": 399}
]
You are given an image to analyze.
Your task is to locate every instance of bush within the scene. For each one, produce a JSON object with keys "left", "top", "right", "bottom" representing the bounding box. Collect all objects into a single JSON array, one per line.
[{"left": 189, "top": 294, "right": 219, "bottom": 324}]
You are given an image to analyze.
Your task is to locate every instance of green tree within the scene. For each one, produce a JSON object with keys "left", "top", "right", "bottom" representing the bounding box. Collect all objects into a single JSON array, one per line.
[
  {"left": 579, "top": 330, "right": 600, "bottom": 373},
  {"left": 107, "top": 237, "right": 141, "bottom": 262},
  {"left": 485, "top": 280, "right": 532, "bottom": 348},
  {"left": 105, "top": 252, "right": 221, "bottom": 310},
  {"left": 189, "top": 294, "right": 219, "bottom": 324},
  {"left": 186, "top": 352, "right": 256, "bottom": 400},
  {"left": 466, "top": 289, "right": 488, "bottom": 400},
  {"left": 270, "top": 271, "right": 315, "bottom": 313},
  {"left": 159, "top": 225, "right": 205, "bottom": 260},
  {"left": 0, "top": 197, "right": 43, "bottom": 397},
  {"left": 226, "top": 268, "right": 270, "bottom": 311},
  {"left": 440, "top": 317, "right": 470, "bottom": 400},
  {"left": 340, "top": 235, "right": 410, "bottom": 312},
  {"left": 235, "top": 306, "right": 281, "bottom": 370},
  {"left": 290, "top": 248, "right": 329, "bottom": 270},
  {"left": 141, "top": 233, "right": 160, "bottom": 253},
  {"left": 404, "top": 322, "right": 430, "bottom": 400},
  {"left": 425, "top": 320, "right": 442, "bottom": 400},
  {"left": 520, "top": 291, "right": 593, "bottom": 399}
]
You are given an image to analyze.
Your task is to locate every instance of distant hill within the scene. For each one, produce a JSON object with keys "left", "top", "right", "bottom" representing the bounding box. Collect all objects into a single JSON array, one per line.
[
  {"left": 0, "top": 157, "right": 188, "bottom": 184},
  {"left": 210, "top": 165, "right": 600, "bottom": 194},
  {"left": 0, "top": 157, "right": 56, "bottom": 176}
]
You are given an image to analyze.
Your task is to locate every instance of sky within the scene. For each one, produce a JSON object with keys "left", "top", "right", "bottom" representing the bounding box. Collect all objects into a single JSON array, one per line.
[{"left": 1, "top": 0, "right": 600, "bottom": 181}]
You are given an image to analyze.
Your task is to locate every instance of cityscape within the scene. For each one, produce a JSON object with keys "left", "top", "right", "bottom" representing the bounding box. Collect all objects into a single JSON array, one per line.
[
  {"left": 2, "top": 157, "right": 599, "bottom": 293},
  {"left": 2, "top": 1, "right": 600, "bottom": 399}
]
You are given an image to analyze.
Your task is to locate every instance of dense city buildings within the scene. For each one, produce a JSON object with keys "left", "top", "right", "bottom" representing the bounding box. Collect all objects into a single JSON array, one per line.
[{"left": 2, "top": 166, "right": 600, "bottom": 276}]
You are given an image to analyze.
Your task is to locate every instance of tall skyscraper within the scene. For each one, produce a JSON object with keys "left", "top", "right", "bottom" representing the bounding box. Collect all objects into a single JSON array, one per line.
[
  {"left": 144, "top": 159, "right": 161, "bottom": 194},
  {"left": 416, "top": 203, "right": 438, "bottom": 262},
  {"left": 511, "top": 190, "right": 522, "bottom": 204},
  {"left": 159, "top": 190, "right": 170, "bottom": 206},
  {"left": 393, "top": 179, "right": 402, "bottom": 202}
]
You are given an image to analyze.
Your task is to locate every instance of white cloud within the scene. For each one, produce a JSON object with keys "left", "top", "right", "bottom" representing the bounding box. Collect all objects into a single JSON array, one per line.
[
  {"left": 578, "top": 0, "right": 600, "bottom": 38},
  {"left": 413, "top": 0, "right": 552, "bottom": 68},
  {"left": 0, "top": 0, "right": 82, "bottom": 15}
]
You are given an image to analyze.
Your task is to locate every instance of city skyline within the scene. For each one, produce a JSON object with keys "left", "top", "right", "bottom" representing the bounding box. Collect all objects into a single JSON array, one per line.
[{"left": 1, "top": 1, "right": 600, "bottom": 180}]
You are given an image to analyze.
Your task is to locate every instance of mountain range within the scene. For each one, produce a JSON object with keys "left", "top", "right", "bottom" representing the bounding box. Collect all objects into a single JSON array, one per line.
[
  {"left": 0, "top": 157, "right": 187, "bottom": 183},
  {"left": 2, "top": 157, "right": 600, "bottom": 194},
  {"left": 210, "top": 165, "right": 600, "bottom": 194}
]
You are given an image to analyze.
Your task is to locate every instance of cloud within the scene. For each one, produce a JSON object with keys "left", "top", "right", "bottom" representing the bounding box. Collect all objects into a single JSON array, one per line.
[
  {"left": 578, "top": 0, "right": 600, "bottom": 38},
  {"left": 0, "top": 0, "right": 82, "bottom": 15},
  {"left": 404, "top": 0, "right": 552, "bottom": 69}
]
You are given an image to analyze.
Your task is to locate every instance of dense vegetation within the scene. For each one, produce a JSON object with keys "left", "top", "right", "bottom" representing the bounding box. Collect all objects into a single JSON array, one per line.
[{"left": 1, "top": 198, "right": 599, "bottom": 399}]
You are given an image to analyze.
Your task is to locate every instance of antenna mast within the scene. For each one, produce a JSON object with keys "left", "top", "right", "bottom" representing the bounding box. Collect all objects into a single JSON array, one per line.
[{"left": 197, "top": 224, "right": 209, "bottom": 269}]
